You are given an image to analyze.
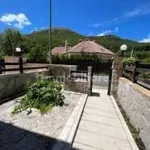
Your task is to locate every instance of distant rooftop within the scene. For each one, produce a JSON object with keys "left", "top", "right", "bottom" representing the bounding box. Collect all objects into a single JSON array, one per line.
[{"left": 52, "top": 46, "right": 72, "bottom": 55}]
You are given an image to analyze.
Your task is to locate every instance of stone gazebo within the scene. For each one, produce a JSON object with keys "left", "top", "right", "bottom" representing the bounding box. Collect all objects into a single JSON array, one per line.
[{"left": 52, "top": 40, "right": 114, "bottom": 59}]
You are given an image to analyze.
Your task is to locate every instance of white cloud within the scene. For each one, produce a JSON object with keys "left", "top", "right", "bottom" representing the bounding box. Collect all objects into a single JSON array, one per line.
[
  {"left": 40, "top": 26, "right": 49, "bottom": 30},
  {"left": 92, "top": 3, "right": 150, "bottom": 28},
  {"left": 30, "top": 27, "right": 38, "bottom": 33},
  {"left": 97, "top": 30, "right": 112, "bottom": 36},
  {"left": 92, "top": 23, "right": 102, "bottom": 28},
  {"left": 139, "top": 35, "right": 150, "bottom": 43},
  {"left": 124, "top": 3, "right": 150, "bottom": 19},
  {"left": 97, "top": 27, "right": 119, "bottom": 36},
  {"left": 115, "top": 26, "right": 119, "bottom": 32},
  {"left": 30, "top": 26, "right": 49, "bottom": 33},
  {"left": 0, "top": 13, "right": 31, "bottom": 29}
]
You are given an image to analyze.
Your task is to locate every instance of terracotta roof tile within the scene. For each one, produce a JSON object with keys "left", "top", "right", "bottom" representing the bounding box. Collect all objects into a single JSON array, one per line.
[
  {"left": 52, "top": 46, "right": 72, "bottom": 55},
  {"left": 65, "top": 41, "right": 114, "bottom": 55},
  {"left": 52, "top": 41, "right": 114, "bottom": 56}
]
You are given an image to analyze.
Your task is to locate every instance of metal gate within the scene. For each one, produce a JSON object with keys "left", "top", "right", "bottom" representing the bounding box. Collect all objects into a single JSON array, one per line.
[{"left": 92, "top": 58, "right": 113, "bottom": 95}]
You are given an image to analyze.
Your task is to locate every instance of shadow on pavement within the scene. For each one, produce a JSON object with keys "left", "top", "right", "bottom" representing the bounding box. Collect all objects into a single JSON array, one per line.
[
  {"left": 91, "top": 92, "right": 100, "bottom": 97},
  {"left": 0, "top": 121, "right": 80, "bottom": 150}
]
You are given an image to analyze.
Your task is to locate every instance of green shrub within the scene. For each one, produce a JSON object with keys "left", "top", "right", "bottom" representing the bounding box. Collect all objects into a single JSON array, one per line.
[
  {"left": 122, "top": 57, "right": 136, "bottom": 65},
  {"left": 27, "top": 44, "right": 48, "bottom": 63},
  {"left": 12, "top": 76, "right": 65, "bottom": 115},
  {"left": 139, "top": 73, "right": 150, "bottom": 79},
  {"left": 0, "top": 50, "right": 4, "bottom": 59},
  {"left": 135, "top": 51, "right": 150, "bottom": 60},
  {"left": 143, "top": 57, "right": 150, "bottom": 63}
]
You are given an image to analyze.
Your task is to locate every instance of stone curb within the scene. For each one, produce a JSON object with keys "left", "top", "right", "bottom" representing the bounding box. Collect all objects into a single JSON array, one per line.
[
  {"left": 52, "top": 94, "right": 88, "bottom": 150},
  {"left": 110, "top": 95, "right": 139, "bottom": 150}
]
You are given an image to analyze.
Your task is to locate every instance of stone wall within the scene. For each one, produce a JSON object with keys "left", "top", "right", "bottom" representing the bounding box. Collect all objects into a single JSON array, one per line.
[
  {"left": 48, "top": 64, "right": 77, "bottom": 84},
  {"left": 0, "top": 64, "right": 92, "bottom": 103},
  {"left": 0, "top": 71, "right": 49, "bottom": 104},
  {"left": 64, "top": 81, "right": 89, "bottom": 94},
  {"left": 48, "top": 64, "right": 77, "bottom": 76},
  {"left": 64, "top": 66, "right": 92, "bottom": 95},
  {"left": 117, "top": 77, "right": 150, "bottom": 150},
  {"left": 48, "top": 64, "right": 92, "bottom": 94}
]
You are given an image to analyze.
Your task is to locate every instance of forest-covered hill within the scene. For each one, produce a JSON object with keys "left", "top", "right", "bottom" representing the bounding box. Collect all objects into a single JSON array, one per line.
[
  {"left": 0, "top": 28, "right": 150, "bottom": 62},
  {"left": 28, "top": 28, "right": 150, "bottom": 53}
]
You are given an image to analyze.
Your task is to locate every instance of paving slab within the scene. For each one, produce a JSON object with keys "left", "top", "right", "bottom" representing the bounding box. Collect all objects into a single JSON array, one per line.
[
  {"left": 84, "top": 107, "right": 118, "bottom": 118},
  {"left": 72, "top": 88, "right": 139, "bottom": 150},
  {"left": 86, "top": 101, "right": 115, "bottom": 109},
  {"left": 72, "top": 142, "right": 102, "bottom": 150},
  {"left": 82, "top": 113, "right": 122, "bottom": 128},
  {"left": 79, "top": 120, "right": 127, "bottom": 140},
  {"left": 74, "top": 129, "right": 132, "bottom": 150}
]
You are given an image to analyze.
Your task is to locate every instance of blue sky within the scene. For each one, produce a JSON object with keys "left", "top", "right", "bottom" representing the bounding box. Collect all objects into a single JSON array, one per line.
[{"left": 0, "top": 0, "right": 150, "bottom": 42}]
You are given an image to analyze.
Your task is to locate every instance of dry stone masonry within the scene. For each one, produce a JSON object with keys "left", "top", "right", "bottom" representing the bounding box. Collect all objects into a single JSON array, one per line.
[{"left": 117, "top": 77, "right": 150, "bottom": 150}]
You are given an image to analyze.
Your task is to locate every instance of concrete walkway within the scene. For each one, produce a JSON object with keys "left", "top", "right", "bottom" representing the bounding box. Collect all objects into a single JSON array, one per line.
[{"left": 72, "top": 88, "right": 139, "bottom": 150}]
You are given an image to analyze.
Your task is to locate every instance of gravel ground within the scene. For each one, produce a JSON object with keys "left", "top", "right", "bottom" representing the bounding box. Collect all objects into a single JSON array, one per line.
[{"left": 0, "top": 91, "right": 85, "bottom": 150}]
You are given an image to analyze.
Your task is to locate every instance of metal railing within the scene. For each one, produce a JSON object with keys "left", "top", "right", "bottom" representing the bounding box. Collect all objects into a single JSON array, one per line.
[
  {"left": 123, "top": 62, "right": 150, "bottom": 90},
  {"left": 0, "top": 57, "right": 48, "bottom": 74}
]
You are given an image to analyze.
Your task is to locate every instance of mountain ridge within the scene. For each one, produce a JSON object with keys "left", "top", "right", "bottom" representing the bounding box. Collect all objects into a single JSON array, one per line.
[
  {"left": 28, "top": 27, "right": 150, "bottom": 53},
  {"left": 29, "top": 27, "right": 138, "bottom": 43}
]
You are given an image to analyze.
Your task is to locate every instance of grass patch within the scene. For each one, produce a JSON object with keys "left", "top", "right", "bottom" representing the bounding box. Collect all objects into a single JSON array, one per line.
[
  {"left": 116, "top": 101, "right": 146, "bottom": 150},
  {"left": 12, "top": 76, "right": 65, "bottom": 115}
]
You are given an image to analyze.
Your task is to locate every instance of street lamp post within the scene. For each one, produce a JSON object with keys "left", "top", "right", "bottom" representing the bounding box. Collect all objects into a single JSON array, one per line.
[
  {"left": 49, "top": 0, "right": 52, "bottom": 64},
  {"left": 16, "top": 47, "right": 23, "bottom": 73},
  {"left": 120, "top": 44, "right": 127, "bottom": 57},
  {"left": 130, "top": 45, "right": 134, "bottom": 58}
]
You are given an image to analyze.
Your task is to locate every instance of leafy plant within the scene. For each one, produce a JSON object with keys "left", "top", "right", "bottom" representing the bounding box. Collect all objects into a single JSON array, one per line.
[
  {"left": 27, "top": 42, "right": 48, "bottom": 63},
  {"left": 143, "top": 57, "right": 150, "bottom": 63},
  {"left": 0, "top": 50, "right": 4, "bottom": 59},
  {"left": 122, "top": 57, "right": 136, "bottom": 65},
  {"left": 139, "top": 73, "right": 150, "bottom": 80},
  {"left": 12, "top": 76, "right": 65, "bottom": 115}
]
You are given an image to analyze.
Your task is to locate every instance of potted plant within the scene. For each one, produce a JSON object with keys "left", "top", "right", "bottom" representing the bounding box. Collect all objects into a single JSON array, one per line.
[{"left": 122, "top": 57, "right": 136, "bottom": 67}]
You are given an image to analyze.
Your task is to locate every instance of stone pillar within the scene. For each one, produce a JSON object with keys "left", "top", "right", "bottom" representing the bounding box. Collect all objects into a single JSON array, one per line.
[
  {"left": 88, "top": 66, "right": 92, "bottom": 95},
  {"left": 111, "top": 55, "right": 123, "bottom": 98}
]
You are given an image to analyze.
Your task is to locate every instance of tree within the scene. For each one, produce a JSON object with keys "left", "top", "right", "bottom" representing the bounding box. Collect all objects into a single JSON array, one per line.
[
  {"left": 0, "top": 28, "right": 25, "bottom": 56},
  {"left": 27, "top": 42, "right": 48, "bottom": 63}
]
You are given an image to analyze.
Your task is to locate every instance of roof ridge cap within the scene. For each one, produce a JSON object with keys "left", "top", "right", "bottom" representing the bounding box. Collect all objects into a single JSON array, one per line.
[{"left": 66, "top": 41, "right": 85, "bottom": 53}]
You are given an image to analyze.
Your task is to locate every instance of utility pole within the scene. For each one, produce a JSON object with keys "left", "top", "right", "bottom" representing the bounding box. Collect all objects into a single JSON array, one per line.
[
  {"left": 131, "top": 45, "right": 134, "bottom": 58},
  {"left": 49, "top": 0, "right": 52, "bottom": 64}
]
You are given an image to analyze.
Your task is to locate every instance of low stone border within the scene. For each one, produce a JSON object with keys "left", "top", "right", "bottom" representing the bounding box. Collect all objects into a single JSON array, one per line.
[
  {"left": 52, "top": 94, "right": 88, "bottom": 150},
  {"left": 110, "top": 96, "right": 139, "bottom": 150}
]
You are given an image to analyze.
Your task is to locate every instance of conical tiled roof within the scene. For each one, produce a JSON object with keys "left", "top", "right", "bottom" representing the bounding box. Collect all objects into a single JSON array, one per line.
[{"left": 65, "top": 41, "right": 114, "bottom": 55}]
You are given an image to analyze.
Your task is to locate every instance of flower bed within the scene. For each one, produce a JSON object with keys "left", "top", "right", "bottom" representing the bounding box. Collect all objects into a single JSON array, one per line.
[{"left": 12, "top": 76, "right": 65, "bottom": 115}]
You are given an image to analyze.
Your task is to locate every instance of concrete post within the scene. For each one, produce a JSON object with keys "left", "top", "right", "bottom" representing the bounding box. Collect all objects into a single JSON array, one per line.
[
  {"left": 65, "top": 40, "right": 68, "bottom": 52},
  {"left": 107, "top": 58, "right": 113, "bottom": 95},
  {"left": 88, "top": 66, "right": 92, "bottom": 95},
  {"left": 111, "top": 55, "right": 123, "bottom": 98}
]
